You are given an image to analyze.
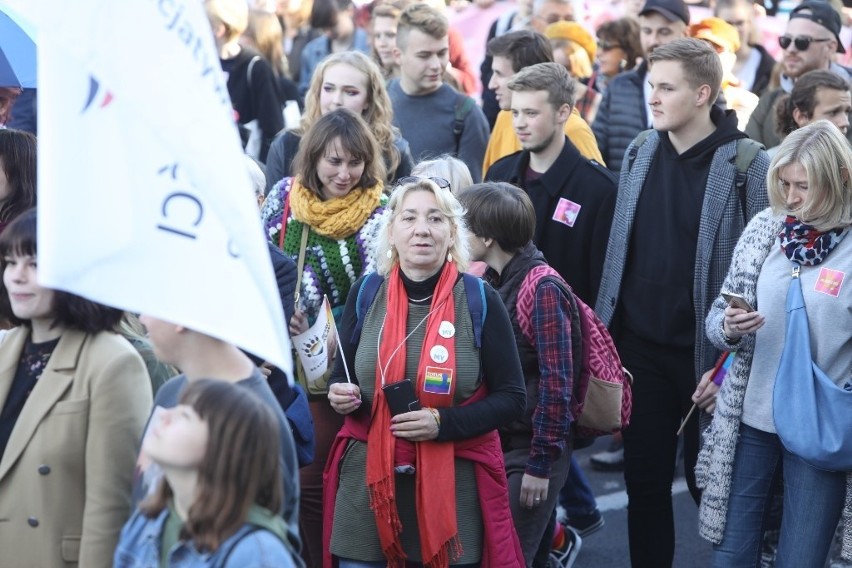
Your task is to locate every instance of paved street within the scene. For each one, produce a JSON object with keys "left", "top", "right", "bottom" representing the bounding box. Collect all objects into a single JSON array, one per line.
[{"left": 571, "top": 436, "right": 711, "bottom": 568}]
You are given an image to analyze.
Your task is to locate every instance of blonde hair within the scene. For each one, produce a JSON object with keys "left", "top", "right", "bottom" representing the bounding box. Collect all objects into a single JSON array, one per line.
[
  {"left": 397, "top": 3, "right": 448, "bottom": 50},
  {"left": 552, "top": 39, "right": 593, "bottom": 80},
  {"left": 246, "top": 10, "right": 290, "bottom": 78},
  {"left": 299, "top": 51, "right": 401, "bottom": 180},
  {"left": 648, "top": 38, "right": 723, "bottom": 106},
  {"left": 376, "top": 179, "right": 470, "bottom": 275},
  {"left": 411, "top": 156, "right": 474, "bottom": 194},
  {"left": 768, "top": 120, "right": 852, "bottom": 231},
  {"left": 205, "top": 0, "right": 249, "bottom": 41}
]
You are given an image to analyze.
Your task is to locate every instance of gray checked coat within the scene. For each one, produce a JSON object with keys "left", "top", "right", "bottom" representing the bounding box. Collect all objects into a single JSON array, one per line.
[
  {"left": 594, "top": 130, "right": 770, "bottom": 384},
  {"left": 695, "top": 208, "right": 852, "bottom": 560}
]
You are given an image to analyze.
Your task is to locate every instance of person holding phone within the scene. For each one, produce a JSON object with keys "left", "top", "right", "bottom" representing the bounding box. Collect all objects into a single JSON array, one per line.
[
  {"left": 324, "top": 177, "right": 526, "bottom": 567},
  {"left": 696, "top": 120, "right": 852, "bottom": 566}
]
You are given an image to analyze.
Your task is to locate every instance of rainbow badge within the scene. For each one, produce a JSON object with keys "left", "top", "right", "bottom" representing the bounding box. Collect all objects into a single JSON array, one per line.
[
  {"left": 424, "top": 366, "right": 453, "bottom": 395},
  {"left": 815, "top": 267, "right": 845, "bottom": 297}
]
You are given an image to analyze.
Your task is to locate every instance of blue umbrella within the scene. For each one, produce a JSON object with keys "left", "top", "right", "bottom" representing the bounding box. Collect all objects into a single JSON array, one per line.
[{"left": 0, "top": 7, "right": 35, "bottom": 88}]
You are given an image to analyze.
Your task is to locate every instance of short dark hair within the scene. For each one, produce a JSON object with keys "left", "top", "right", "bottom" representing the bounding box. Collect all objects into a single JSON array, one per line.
[
  {"left": 310, "top": 0, "right": 352, "bottom": 30},
  {"left": 0, "top": 129, "right": 37, "bottom": 224},
  {"left": 0, "top": 209, "right": 124, "bottom": 332},
  {"left": 293, "top": 108, "right": 386, "bottom": 195},
  {"left": 141, "top": 379, "right": 283, "bottom": 553},
  {"left": 775, "top": 69, "right": 850, "bottom": 137},
  {"left": 458, "top": 182, "right": 535, "bottom": 253},
  {"left": 486, "top": 30, "right": 553, "bottom": 73}
]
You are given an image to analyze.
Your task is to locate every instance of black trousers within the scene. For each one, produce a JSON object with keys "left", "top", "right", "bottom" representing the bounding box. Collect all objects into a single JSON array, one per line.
[{"left": 617, "top": 330, "right": 701, "bottom": 568}]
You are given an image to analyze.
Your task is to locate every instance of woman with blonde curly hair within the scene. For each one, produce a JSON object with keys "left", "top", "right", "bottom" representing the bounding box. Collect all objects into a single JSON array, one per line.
[{"left": 266, "top": 50, "right": 414, "bottom": 190}]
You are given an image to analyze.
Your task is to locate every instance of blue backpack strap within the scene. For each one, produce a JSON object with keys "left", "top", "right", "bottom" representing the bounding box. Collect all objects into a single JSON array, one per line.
[
  {"left": 462, "top": 273, "right": 486, "bottom": 349},
  {"left": 353, "top": 272, "right": 384, "bottom": 346},
  {"left": 355, "top": 272, "right": 485, "bottom": 348}
]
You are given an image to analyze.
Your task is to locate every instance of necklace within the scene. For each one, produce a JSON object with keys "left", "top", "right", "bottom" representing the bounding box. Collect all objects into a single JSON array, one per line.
[{"left": 408, "top": 294, "right": 433, "bottom": 304}]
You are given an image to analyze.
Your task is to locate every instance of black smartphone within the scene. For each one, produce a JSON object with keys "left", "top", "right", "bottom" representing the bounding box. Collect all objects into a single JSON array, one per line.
[
  {"left": 721, "top": 292, "right": 755, "bottom": 313},
  {"left": 382, "top": 379, "right": 421, "bottom": 416}
]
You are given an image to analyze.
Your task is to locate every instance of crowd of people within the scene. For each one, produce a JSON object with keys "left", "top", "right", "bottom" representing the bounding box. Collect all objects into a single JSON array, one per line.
[{"left": 1, "top": 0, "right": 852, "bottom": 566}]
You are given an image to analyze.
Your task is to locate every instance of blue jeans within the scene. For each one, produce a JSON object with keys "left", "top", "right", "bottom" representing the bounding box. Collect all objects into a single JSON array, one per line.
[
  {"left": 558, "top": 456, "right": 597, "bottom": 517},
  {"left": 712, "top": 423, "right": 845, "bottom": 568}
]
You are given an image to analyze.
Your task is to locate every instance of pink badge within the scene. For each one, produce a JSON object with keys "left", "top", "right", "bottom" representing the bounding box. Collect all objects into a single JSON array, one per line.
[
  {"left": 814, "top": 267, "right": 845, "bottom": 297},
  {"left": 552, "top": 198, "right": 582, "bottom": 228}
]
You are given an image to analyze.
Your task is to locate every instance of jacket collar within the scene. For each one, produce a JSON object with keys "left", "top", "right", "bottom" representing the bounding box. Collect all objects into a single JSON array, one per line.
[
  {"left": 0, "top": 328, "right": 89, "bottom": 481},
  {"left": 506, "top": 136, "right": 583, "bottom": 197}
]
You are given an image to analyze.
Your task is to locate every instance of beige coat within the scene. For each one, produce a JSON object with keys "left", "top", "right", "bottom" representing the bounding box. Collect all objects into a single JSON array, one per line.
[{"left": 0, "top": 327, "right": 152, "bottom": 567}]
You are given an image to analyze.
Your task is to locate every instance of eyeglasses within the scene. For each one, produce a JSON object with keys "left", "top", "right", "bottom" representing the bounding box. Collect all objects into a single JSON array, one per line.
[
  {"left": 598, "top": 41, "right": 623, "bottom": 52},
  {"left": 778, "top": 35, "right": 833, "bottom": 51},
  {"left": 395, "top": 176, "right": 451, "bottom": 190}
]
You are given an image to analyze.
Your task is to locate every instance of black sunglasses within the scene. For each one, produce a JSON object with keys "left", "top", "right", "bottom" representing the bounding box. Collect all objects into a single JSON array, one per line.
[
  {"left": 778, "top": 35, "right": 833, "bottom": 51},
  {"left": 395, "top": 176, "right": 451, "bottom": 190},
  {"left": 598, "top": 41, "right": 623, "bottom": 52}
]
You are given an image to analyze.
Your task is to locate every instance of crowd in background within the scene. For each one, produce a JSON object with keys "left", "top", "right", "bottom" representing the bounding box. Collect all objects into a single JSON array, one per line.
[{"left": 1, "top": 0, "right": 852, "bottom": 567}]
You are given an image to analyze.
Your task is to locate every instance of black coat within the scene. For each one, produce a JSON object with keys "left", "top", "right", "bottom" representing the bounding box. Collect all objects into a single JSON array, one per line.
[{"left": 486, "top": 138, "right": 617, "bottom": 305}]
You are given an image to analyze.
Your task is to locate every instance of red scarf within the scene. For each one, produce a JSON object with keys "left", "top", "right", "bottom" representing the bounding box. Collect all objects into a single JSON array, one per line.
[{"left": 367, "top": 262, "right": 461, "bottom": 567}]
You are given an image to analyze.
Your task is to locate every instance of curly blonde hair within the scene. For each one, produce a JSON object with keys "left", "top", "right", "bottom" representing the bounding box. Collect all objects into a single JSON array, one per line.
[{"left": 298, "top": 51, "right": 400, "bottom": 180}]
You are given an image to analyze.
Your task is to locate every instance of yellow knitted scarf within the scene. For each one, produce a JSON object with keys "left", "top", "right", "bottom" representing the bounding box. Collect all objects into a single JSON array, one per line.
[{"left": 289, "top": 177, "right": 384, "bottom": 240}]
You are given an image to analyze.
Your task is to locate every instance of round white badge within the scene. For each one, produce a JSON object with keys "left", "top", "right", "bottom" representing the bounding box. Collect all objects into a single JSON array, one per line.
[
  {"left": 430, "top": 345, "right": 449, "bottom": 364},
  {"left": 438, "top": 321, "right": 456, "bottom": 338}
]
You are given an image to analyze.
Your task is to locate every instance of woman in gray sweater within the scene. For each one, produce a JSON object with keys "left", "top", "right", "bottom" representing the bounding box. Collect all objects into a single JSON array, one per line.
[{"left": 695, "top": 120, "right": 852, "bottom": 567}]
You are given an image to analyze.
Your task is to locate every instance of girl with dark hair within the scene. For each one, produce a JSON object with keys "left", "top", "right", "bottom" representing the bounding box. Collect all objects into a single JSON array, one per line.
[
  {"left": 0, "top": 128, "right": 37, "bottom": 234},
  {"left": 266, "top": 50, "right": 413, "bottom": 188},
  {"left": 261, "top": 106, "right": 388, "bottom": 566},
  {"left": 0, "top": 208, "right": 152, "bottom": 567},
  {"left": 115, "top": 379, "right": 297, "bottom": 567}
]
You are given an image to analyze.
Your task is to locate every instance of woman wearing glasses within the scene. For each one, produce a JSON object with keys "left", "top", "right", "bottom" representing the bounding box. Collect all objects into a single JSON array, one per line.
[
  {"left": 324, "top": 177, "right": 526, "bottom": 567},
  {"left": 594, "top": 18, "right": 642, "bottom": 94},
  {"left": 260, "top": 107, "right": 388, "bottom": 567}
]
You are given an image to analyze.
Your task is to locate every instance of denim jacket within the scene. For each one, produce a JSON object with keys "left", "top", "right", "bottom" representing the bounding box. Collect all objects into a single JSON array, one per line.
[{"left": 114, "top": 508, "right": 297, "bottom": 568}]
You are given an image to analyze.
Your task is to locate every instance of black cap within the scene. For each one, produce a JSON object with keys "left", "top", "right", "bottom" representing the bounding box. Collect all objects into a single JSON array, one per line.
[
  {"left": 638, "top": 0, "right": 690, "bottom": 26},
  {"left": 790, "top": 1, "right": 845, "bottom": 54}
]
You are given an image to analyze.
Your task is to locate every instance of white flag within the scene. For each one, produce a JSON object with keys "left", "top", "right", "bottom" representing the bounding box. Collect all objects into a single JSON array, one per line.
[{"left": 8, "top": 0, "right": 292, "bottom": 375}]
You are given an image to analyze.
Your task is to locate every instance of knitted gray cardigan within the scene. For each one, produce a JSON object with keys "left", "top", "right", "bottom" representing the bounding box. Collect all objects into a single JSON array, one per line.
[{"left": 695, "top": 207, "right": 852, "bottom": 560}]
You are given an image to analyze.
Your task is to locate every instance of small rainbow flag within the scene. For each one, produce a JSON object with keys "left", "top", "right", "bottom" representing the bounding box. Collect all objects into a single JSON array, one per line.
[{"left": 424, "top": 366, "right": 453, "bottom": 395}]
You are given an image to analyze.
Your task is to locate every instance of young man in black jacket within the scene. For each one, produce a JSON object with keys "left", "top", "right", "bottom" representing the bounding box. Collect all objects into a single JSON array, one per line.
[{"left": 485, "top": 62, "right": 616, "bottom": 307}]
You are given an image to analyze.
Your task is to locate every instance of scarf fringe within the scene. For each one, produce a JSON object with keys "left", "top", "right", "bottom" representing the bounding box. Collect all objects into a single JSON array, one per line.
[
  {"left": 368, "top": 476, "right": 403, "bottom": 528},
  {"left": 368, "top": 475, "right": 406, "bottom": 565},
  {"left": 423, "top": 534, "right": 463, "bottom": 568}
]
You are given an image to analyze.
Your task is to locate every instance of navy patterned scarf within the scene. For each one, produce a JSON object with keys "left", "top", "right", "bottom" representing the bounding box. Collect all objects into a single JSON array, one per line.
[{"left": 779, "top": 215, "right": 848, "bottom": 266}]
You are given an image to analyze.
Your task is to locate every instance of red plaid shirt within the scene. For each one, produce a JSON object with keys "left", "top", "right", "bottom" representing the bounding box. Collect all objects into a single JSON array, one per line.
[{"left": 527, "top": 280, "right": 574, "bottom": 478}]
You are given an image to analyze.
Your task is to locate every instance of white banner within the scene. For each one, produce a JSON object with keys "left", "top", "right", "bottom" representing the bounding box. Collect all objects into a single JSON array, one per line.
[{"left": 8, "top": 0, "right": 292, "bottom": 375}]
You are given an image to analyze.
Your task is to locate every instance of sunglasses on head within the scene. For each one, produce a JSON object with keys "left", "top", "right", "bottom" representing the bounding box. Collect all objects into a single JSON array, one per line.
[
  {"left": 598, "top": 41, "right": 623, "bottom": 52},
  {"left": 778, "top": 35, "right": 833, "bottom": 51},
  {"left": 395, "top": 176, "right": 451, "bottom": 190}
]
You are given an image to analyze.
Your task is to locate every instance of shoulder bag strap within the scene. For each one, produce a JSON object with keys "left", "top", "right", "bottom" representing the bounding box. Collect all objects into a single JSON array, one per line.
[{"left": 293, "top": 223, "right": 309, "bottom": 308}]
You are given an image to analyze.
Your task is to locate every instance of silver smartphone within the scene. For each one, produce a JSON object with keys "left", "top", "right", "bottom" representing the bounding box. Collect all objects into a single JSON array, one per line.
[{"left": 721, "top": 292, "right": 755, "bottom": 313}]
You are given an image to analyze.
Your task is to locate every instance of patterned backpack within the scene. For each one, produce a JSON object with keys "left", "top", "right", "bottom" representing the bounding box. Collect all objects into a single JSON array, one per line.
[{"left": 517, "top": 265, "right": 632, "bottom": 437}]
